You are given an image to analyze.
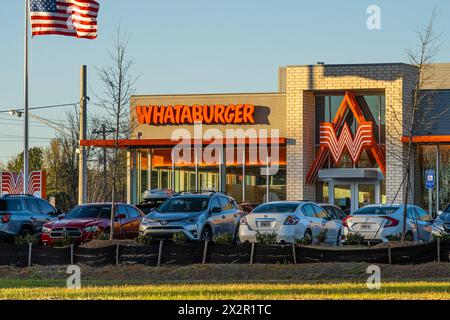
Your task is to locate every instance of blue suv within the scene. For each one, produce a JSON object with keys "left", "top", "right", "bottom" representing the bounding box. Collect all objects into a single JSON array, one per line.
[{"left": 0, "top": 194, "right": 58, "bottom": 241}]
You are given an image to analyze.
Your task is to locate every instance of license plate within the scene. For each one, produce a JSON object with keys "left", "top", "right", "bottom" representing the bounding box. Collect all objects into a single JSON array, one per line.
[
  {"left": 259, "top": 221, "right": 272, "bottom": 228},
  {"left": 359, "top": 223, "right": 373, "bottom": 230}
]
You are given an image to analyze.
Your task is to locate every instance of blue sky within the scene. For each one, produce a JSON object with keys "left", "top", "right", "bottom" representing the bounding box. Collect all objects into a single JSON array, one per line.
[{"left": 0, "top": 0, "right": 449, "bottom": 163}]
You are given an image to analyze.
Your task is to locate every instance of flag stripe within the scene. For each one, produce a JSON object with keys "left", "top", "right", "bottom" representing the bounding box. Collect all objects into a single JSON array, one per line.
[
  {"left": 56, "top": 0, "right": 99, "bottom": 10},
  {"left": 32, "top": 23, "right": 97, "bottom": 32},
  {"left": 31, "top": 13, "right": 97, "bottom": 23}
]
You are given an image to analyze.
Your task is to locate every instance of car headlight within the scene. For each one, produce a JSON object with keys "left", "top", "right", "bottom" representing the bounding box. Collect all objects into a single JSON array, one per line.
[
  {"left": 185, "top": 218, "right": 198, "bottom": 224},
  {"left": 433, "top": 223, "right": 445, "bottom": 231},
  {"left": 141, "top": 217, "right": 154, "bottom": 225},
  {"left": 42, "top": 227, "right": 51, "bottom": 234},
  {"left": 84, "top": 226, "right": 100, "bottom": 233}
]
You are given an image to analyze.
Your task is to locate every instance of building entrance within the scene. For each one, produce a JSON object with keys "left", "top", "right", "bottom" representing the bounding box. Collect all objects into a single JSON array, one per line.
[{"left": 327, "top": 180, "right": 380, "bottom": 214}]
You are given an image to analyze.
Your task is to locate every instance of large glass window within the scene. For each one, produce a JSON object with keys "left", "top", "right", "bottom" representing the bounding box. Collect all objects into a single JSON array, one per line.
[
  {"left": 132, "top": 144, "right": 287, "bottom": 205},
  {"left": 416, "top": 145, "right": 450, "bottom": 214}
]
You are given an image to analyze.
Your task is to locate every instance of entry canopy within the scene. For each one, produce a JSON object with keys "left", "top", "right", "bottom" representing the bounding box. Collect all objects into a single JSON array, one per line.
[{"left": 318, "top": 168, "right": 380, "bottom": 180}]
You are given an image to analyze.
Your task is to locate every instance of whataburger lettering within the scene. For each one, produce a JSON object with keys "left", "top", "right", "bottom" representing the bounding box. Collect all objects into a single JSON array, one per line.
[{"left": 135, "top": 104, "right": 255, "bottom": 125}]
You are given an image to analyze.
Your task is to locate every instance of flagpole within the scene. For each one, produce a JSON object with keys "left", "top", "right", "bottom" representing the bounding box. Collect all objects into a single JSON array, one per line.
[{"left": 23, "top": 0, "right": 29, "bottom": 194}]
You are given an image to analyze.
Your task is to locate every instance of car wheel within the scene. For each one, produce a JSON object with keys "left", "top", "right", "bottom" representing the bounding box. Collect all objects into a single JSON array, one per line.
[
  {"left": 405, "top": 232, "right": 414, "bottom": 242},
  {"left": 20, "top": 227, "right": 33, "bottom": 237},
  {"left": 200, "top": 226, "right": 212, "bottom": 241},
  {"left": 102, "top": 228, "right": 111, "bottom": 240},
  {"left": 303, "top": 229, "right": 312, "bottom": 245},
  {"left": 233, "top": 226, "right": 241, "bottom": 245}
]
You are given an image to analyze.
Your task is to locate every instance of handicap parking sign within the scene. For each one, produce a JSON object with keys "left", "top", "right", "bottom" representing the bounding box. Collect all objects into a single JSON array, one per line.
[{"left": 425, "top": 170, "right": 435, "bottom": 190}]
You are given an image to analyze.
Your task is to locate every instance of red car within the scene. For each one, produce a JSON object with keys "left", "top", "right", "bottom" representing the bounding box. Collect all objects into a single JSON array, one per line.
[{"left": 41, "top": 203, "right": 144, "bottom": 246}]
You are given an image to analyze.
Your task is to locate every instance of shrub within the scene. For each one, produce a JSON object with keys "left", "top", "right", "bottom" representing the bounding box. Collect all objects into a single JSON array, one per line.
[
  {"left": 94, "top": 231, "right": 110, "bottom": 241},
  {"left": 53, "top": 235, "right": 74, "bottom": 248},
  {"left": 255, "top": 231, "right": 278, "bottom": 245},
  {"left": 316, "top": 229, "right": 328, "bottom": 243},
  {"left": 386, "top": 234, "right": 402, "bottom": 242},
  {"left": 213, "top": 233, "right": 234, "bottom": 245},
  {"left": 137, "top": 234, "right": 154, "bottom": 246},
  {"left": 295, "top": 237, "right": 311, "bottom": 246},
  {"left": 431, "top": 233, "right": 450, "bottom": 242},
  {"left": 344, "top": 233, "right": 365, "bottom": 245},
  {"left": 14, "top": 234, "right": 39, "bottom": 246},
  {"left": 172, "top": 232, "right": 187, "bottom": 245}
]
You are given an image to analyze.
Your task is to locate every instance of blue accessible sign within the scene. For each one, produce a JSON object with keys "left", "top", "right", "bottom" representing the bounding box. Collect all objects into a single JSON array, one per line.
[{"left": 425, "top": 170, "right": 435, "bottom": 190}]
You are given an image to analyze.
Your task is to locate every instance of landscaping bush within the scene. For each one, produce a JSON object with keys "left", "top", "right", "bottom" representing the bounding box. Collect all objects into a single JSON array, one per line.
[
  {"left": 316, "top": 229, "right": 328, "bottom": 244},
  {"left": 137, "top": 234, "right": 154, "bottom": 246},
  {"left": 213, "top": 233, "right": 234, "bottom": 245},
  {"left": 53, "top": 235, "right": 74, "bottom": 248},
  {"left": 172, "top": 232, "right": 187, "bottom": 245},
  {"left": 344, "top": 233, "right": 364, "bottom": 245},
  {"left": 295, "top": 237, "right": 311, "bottom": 246},
  {"left": 255, "top": 231, "right": 278, "bottom": 245},
  {"left": 431, "top": 233, "right": 450, "bottom": 242},
  {"left": 14, "top": 234, "right": 39, "bottom": 246},
  {"left": 94, "top": 231, "right": 110, "bottom": 241},
  {"left": 386, "top": 234, "right": 402, "bottom": 242}
]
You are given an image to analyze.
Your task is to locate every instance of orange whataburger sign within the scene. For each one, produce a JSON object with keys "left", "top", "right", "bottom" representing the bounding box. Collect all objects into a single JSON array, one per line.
[{"left": 135, "top": 104, "right": 255, "bottom": 125}]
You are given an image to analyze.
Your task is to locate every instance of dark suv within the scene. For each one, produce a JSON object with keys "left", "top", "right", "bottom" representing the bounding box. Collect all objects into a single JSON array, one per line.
[
  {"left": 0, "top": 194, "right": 58, "bottom": 241},
  {"left": 139, "top": 191, "right": 243, "bottom": 241}
]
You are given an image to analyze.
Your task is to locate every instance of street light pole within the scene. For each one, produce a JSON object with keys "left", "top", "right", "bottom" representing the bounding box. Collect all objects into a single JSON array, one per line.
[{"left": 78, "top": 65, "right": 88, "bottom": 204}]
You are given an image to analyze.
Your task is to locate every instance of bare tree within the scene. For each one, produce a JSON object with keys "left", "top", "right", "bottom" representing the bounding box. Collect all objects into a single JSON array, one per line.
[
  {"left": 95, "top": 25, "right": 139, "bottom": 240},
  {"left": 386, "top": 8, "right": 442, "bottom": 242},
  {"left": 44, "top": 108, "right": 103, "bottom": 211}
]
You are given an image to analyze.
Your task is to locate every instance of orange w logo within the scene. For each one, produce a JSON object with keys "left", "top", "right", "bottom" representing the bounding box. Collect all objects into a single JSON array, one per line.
[{"left": 320, "top": 122, "right": 374, "bottom": 163}]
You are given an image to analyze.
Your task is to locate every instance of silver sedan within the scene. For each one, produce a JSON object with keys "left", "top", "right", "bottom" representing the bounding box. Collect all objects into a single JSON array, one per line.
[{"left": 239, "top": 201, "right": 342, "bottom": 245}]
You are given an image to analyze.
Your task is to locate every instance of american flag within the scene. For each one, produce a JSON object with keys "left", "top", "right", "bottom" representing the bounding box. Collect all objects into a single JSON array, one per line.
[{"left": 29, "top": 0, "right": 99, "bottom": 39}]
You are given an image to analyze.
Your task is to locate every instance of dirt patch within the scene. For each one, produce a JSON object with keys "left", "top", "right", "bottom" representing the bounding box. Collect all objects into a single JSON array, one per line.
[
  {"left": 0, "top": 262, "right": 449, "bottom": 284},
  {"left": 79, "top": 239, "right": 142, "bottom": 249},
  {"left": 372, "top": 241, "right": 422, "bottom": 249}
]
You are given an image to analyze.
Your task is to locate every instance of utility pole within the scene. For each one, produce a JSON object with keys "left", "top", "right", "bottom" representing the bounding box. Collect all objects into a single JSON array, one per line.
[
  {"left": 93, "top": 124, "right": 114, "bottom": 198},
  {"left": 78, "top": 65, "right": 88, "bottom": 204},
  {"left": 101, "top": 124, "right": 107, "bottom": 177}
]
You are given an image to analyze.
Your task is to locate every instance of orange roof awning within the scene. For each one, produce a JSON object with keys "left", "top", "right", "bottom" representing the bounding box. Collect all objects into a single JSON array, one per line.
[{"left": 401, "top": 135, "right": 450, "bottom": 143}]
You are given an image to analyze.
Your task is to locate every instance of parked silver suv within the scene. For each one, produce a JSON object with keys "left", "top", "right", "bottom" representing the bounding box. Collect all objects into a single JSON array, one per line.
[{"left": 139, "top": 192, "right": 243, "bottom": 241}]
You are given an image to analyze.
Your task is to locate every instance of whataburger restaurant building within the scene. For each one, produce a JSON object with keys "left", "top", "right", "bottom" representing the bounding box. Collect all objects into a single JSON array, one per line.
[{"left": 82, "top": 63, "right": 450, "bottom": 215}]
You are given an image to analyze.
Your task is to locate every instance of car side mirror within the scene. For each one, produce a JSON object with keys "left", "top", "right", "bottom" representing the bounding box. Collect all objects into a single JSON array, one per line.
[
  {"left": 211, "top": 207, "right": 221, "bottom": 214},
  {"left": 57, "top": 214, "right": 65, "bottom": 220}
]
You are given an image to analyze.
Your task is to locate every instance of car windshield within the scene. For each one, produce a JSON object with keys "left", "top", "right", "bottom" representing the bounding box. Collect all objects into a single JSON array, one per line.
[
  {"left": 157, "top": 197, "right": 209, "bottom": 213},
  {"left": 65, "top": 205, "right": 112, "bottom": 219},
  {"left": 353, "top": 206, "right": 400, "bottom": 215},
  {"left": 252, "top": 203, "right": 299, "bottom": 214},
  {"left": 0, "top": 199, "right": 23, "bottom": 212},
  {"left": 439, "top": 212, "right": 450, "bottom": 222}
]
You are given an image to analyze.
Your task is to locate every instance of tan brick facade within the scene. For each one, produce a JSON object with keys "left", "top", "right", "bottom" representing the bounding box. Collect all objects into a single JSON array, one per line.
[{"left": 285, "top": 63, "right": 419, "bottom": 204}]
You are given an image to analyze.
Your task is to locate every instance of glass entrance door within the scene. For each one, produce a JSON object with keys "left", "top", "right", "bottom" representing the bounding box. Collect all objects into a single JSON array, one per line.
[
  {"left": 328, "top": 181, "right": 380, "bottom": 214},
  {"left": 333, "top": 184, "right": 353, "bottom": 215},
  {"left": 357, "top": 184, "right": 376, "bottom": 208}
]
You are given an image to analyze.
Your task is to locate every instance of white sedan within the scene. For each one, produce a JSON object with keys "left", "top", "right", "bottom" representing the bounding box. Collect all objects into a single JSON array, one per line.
[
  {"left": 343, "top": 204, "right": 433, "bottom": 243},
  {"left": 238, "top": 201, "right": 342, "bottom": 245}
]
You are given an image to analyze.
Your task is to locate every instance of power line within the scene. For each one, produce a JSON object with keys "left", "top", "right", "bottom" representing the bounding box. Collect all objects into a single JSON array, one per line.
[{"left": 0, "top": 102, "right": 80, "bottom": 114}]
